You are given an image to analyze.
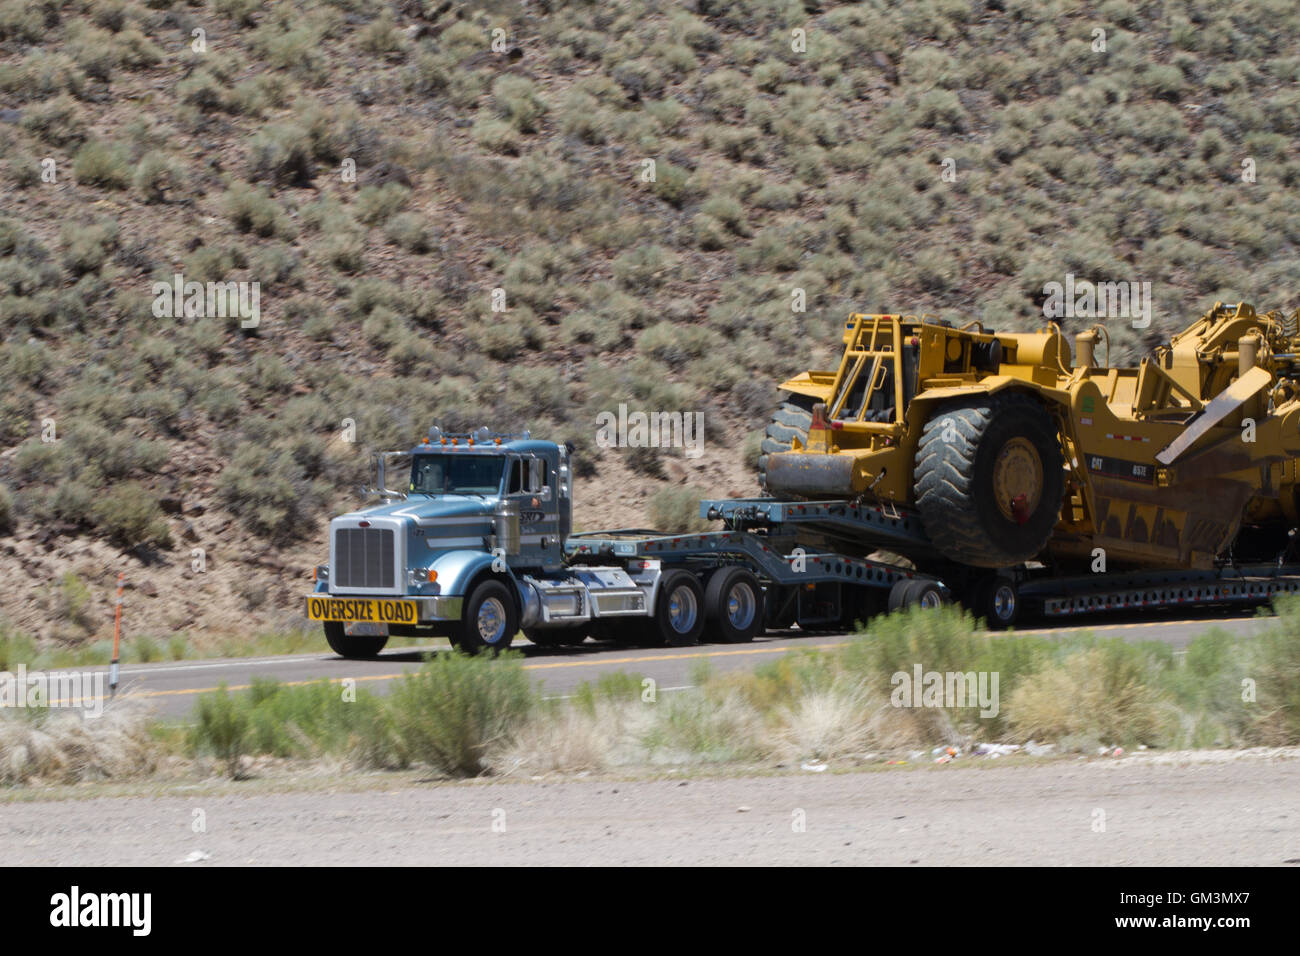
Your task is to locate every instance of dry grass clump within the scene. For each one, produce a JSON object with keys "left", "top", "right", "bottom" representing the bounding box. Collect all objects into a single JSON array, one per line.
[{"left": 0, "top": 700, "right": 159, "bottom": 785}]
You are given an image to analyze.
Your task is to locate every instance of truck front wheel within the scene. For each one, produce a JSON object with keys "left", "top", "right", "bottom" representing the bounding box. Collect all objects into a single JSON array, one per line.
[
  {"left": 453, "top": 580, "right": 518, "bottom": 655},
  {"left": 323, "top": 622, "right": 389, "bottom": 659}
]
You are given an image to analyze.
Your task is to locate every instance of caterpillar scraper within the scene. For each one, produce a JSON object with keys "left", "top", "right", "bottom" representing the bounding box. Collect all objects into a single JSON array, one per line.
[{"left": 757, "top": 302, "right": 1300, "bottom": 624}]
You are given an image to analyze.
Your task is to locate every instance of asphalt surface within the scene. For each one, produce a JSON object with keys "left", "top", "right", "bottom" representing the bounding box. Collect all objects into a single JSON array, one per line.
[{"left": 91, "top": 606, "right": 1272, "bottom": 718}]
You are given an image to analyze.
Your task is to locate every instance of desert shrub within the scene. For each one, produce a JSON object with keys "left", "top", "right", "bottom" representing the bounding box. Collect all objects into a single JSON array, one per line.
[
  {"left": 92, "top": 482, "right": 172, "bottom": 549},
  {"left": 249, "top": 123, "right": 314, "bottom": 186},
  {"left": 1006, "top": 643, "right": 1171, "bottom": 748},
  {"left": 354, "top": 182, "right": 410, "bottom": 226},
  {"left": 0, "top": 484, "right": 13, "bottom": 533},
  {"left": 190, "top": 685, "right": 251, "bottom": 777},
  {"left": 647, "top": 485, "right": 711, "bottom": 532},
  {"left": 471, "top": 117, "right": 520, "bottom": 155},
  {"left": 217, "top": 442, "right": 327, "bottom": 543},
  {"left": 133, "top": 151, "right": 184, "bottom": 203},
  {"left": 387, "top": 651, "right": 535, "bottom": 777},
  {"left": 21, "top": 94, "right": 86, "bottom": 147},
  {"left": 359, "top": 8, "right": 404, "bottom": 56},
  {"left": 492, "top": 75, "right": 547, "bottom": 133},
  {"left": 225, "top": 181, "right": 291, "bottom": 237},
  {"left": 60, "top": 220, "right": 118, "bottom": 276},
  {"left": 383, "top": 212, "right": 432, "bottom": 252},
  {"left": 0, "top": 704, "right": 160, "bottom": 785}
]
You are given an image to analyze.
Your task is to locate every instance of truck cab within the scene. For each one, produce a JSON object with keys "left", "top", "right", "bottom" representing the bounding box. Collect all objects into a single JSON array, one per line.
[{"left": 307, "top": 427, "right": 650, "bottom": 656}]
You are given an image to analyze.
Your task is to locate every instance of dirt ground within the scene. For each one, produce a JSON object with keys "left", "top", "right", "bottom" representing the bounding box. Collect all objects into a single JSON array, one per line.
[{"left": 5, "top": 752, "right": 1298, "bottom": 866}]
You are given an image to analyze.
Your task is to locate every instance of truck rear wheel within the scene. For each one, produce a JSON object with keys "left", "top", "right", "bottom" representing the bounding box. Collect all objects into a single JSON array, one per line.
[
  {"left": 453, "top": 579, "right": 518, "bottom": 655},
  {"left": 323, "top": 622, "right": 389, "bottom": 659},
  {"left": 704, "top": 567, "right": 763, "bottom": 643},
  {"left": 758, "top": 394, "right": 816, "bottom": 489},
  {"left": 645, "top": 570, "right": 706, "bottom": 646},
  {"left": 914, "top": 393, "right": 1064, "bottom": 568}
]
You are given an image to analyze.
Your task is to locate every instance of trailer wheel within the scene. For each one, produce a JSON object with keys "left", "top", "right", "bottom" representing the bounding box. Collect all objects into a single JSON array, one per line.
[
  {"left": 914, "top": 392, "right": 1065, "bottom": 568},
  {"left": 323, "top": 622, "right": 389, "bottom": 659},
  {"left": 888, "top": 578, "right": 948, "bottom": 612},
  {"left": 453, "top": 579, "right": 518, "bottom": 654},
  {"left": 971, "top": 576, "right": 1019, "bottom": 629},
  {"left": 645, "top": 570, "right": 706, "bottom": 646},
  {"left": 705, "top": 567, "right": 763, "bottom": 643}
]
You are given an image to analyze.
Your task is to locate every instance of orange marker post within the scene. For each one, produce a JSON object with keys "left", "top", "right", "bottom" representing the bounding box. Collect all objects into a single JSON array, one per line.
[{"left": 110, "top": 572, "right": 124, "bottom": 696}]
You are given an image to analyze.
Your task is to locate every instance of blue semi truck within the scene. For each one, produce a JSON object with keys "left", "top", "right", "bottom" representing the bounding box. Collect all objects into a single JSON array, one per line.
[{"left": 306, "top": 427, "right": 947, "bottom": 657}]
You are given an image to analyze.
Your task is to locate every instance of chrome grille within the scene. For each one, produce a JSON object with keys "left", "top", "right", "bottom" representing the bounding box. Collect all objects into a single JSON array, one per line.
[{"left": 334, "top": 527, "right": 395, "bottom": 589}]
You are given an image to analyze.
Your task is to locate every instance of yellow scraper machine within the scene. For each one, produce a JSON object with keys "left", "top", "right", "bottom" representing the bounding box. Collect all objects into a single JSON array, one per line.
[{"left": 747, "top": 302, "right": 1300, "bottom": 626}]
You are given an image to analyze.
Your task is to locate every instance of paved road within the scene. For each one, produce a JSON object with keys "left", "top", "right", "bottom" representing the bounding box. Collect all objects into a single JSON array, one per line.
[{"left": 91, "top": 607, "right": 1271, "bottom": 718}]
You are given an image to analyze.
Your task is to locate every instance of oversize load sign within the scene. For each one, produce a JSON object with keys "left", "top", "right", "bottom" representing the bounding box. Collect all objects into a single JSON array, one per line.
[{"left": 306, "top": 596, "right": 419, "bottom": 624}]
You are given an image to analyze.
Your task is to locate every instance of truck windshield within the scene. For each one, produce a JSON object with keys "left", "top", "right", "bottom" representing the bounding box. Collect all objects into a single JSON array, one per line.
[{"left": 409, "top": 454, "right": 504, "bottom": 495}]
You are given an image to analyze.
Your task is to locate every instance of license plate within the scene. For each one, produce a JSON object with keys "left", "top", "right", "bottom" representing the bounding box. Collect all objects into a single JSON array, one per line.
[{"left": 306, "top": 596, "right": 420, "bottom": 624}]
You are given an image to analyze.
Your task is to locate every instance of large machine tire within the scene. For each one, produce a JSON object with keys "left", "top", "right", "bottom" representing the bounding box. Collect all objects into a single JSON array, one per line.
[
  {"left": 758, "top": 394, "right": 817, "bottom": 489},
  {"left": 914, "top": 393, "right": 1065, "bottom": 568}
]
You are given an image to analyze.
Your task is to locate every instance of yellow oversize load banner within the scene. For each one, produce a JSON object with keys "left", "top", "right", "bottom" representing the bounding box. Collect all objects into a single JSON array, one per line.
[{"left": 306, "top": 596, "right": 419, "bottom": 625}]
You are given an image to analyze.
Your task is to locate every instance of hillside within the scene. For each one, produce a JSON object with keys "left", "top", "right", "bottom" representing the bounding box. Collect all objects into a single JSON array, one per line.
[{"left": 2, "top": 0, "right": 1300, "bottom": 650}]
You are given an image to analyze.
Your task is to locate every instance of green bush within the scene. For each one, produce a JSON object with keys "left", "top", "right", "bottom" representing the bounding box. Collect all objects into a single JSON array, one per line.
[
  {"left": 647, "top": 485, "right": 711, "bottom": 533},
  {"left": 225, "top": 181, "right": 291, "bottom": 237},
  {"left": 354, "top": 182, "right": 410, "bottom": 226},
  {"left": 133, "top": 151, "right": 184, "bottom": 203},
  {"left": 387, "top": 651, "right": 535, "bottom": 777},
  {"left": 191, "top": 685, "right": 251, "bottom": 778},
  {"left": 492, "top": 75, "right": 547, "bottom": 133},
  {"left": 0, "top": 483, "right": 13, "bottom": 533},
  {"left": 92, "top": 482, "right": 172, "bottom": 549},
  {"left": 249, "top": 123, "right": 314, "bottom": 186}
]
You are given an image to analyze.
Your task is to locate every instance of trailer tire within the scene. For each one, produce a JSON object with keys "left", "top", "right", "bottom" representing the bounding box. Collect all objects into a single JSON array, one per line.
[
  {"left": 971, "top": 576, "right": 1019, "bottom": 629},
  {"left": 453, "top": 579, "right": 518, "bottom": 655},
  {"left": 758, "top": 394, "right": 817, "bottom": 489},
  {"left": 705, "top": 567, "right": 763, "bottom": 643},
  {"left": 888, "top": 578, "right": 948, "bottom": 612},
  {"left": 646, "top": 570, "right": 706, "bottom": 646},
  {"left": 914, "top": 392, "right": 1064, "bottom": 568},
  {"left": 323, "top": 622, "right": 389, "bottom": 659}
]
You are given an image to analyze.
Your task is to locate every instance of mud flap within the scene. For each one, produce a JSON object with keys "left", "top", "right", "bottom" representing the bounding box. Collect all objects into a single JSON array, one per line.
[{"left": 764, "top": 452, "right": 857, "bottom": 496}]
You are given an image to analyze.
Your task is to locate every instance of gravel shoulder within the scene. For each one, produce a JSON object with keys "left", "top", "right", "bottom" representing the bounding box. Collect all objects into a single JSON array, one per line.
[{"left": 4, "top": 752, "right": 1299, "bottom": 866}]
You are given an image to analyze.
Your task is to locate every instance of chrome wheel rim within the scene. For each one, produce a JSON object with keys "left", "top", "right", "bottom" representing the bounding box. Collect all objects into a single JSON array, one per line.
[
  {"left": 477, "top": 597, "right": 507, "bottom": 644},
  {"left": 668, "top": 585, "right": 698, "bottom": 633},
  {"left": 726, "top": 582, "right": 757, "bottom": 629},
  {"left": 993, "top": 585, "right": 1016, "bottom": 621}
]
